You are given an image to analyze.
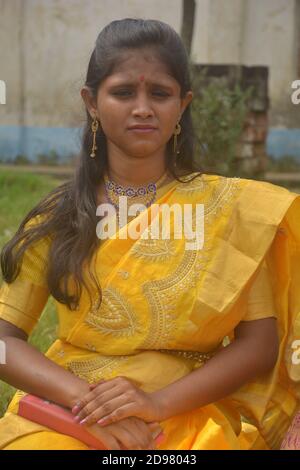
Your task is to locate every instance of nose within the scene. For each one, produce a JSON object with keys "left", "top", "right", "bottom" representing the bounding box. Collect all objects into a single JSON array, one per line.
[{"left": 132, "top": 91, "right": 154, "bottom": 119}]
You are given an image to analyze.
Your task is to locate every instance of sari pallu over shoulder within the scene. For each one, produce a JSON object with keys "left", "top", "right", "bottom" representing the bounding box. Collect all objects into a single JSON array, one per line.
[{"left": 227, "top": 182, "right": 300, "bottom": 449}]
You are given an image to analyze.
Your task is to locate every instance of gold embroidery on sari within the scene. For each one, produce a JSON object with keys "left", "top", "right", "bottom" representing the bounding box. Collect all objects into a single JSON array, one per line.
[
  {"left": 131, "top": 176, "right": 241, "bottom": 261},
  {"left": 175, "top": 173, "right": 206, "bottom": 192},
  {"left": 65, "top": 348, "right": 216, "bottom": 384},
  {"left": 130, "top": 236, "right": 176, "bottom": 261},
  {"left": 141, "top": 249, "right": 202, "bottom": 349},
  {"left": 84, "top": 286, "right": 140, "bottom": 337},
  {"left": 203, "top": 177, "right": 241, "bottom": 219},
  {"left": 139, "top": 177, "right": 242, "bottom": 349},
  {"left": 117, "top": 270, "right": 130, "bottom": 279},
  {"left": 130, "top": 173, "right": 204, "bottom": 261},
  {"left": 66, "top": 355, "right": 131, "bottom": 383},
  {"left": 157, "top": 348, "right": 216, "bottom": 363}
]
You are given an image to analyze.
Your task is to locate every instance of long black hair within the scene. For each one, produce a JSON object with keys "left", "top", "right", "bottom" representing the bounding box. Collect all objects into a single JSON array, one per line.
[{"left": 1, "top": 18, "right": 203, "bottom": 311}]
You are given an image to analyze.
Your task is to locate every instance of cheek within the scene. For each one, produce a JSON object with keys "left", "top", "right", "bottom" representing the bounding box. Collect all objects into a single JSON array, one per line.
[
  {"left": 97, "top": 96, "right": 127, "bottom": 123},
  {"left": 100, "top": 105, "right": 126, "bottom": 127},
  {"left": 160, "top": 115, "right": 178, "bottom": 139},
  {"left": 159, "top": 103, "right": 180, "bottom": 130},
  {"left": 99, "top": 112, "right": 126, "bottom": 140}
]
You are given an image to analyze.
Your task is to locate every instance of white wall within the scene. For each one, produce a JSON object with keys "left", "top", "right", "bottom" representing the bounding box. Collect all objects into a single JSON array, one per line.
[
  {"left": 192, "top": 0, "right": 299, "bottom": 124},
  {"left": 0, "top": 0, "right": 298, "bottom": 129}
]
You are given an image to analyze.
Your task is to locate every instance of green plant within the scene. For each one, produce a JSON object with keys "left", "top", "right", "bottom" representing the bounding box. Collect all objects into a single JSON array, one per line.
[
  {"left": 267, "top": 155, "right": 300, "bottom": 173},
  {"left": 36, "top": 150, "right": 60, "bottom": 166},
  {"left": 190, "top": 67, "right": 254, "bottom": 176},
  {"left": 14, "top": 154, "right": 31, "bottom": 165}
]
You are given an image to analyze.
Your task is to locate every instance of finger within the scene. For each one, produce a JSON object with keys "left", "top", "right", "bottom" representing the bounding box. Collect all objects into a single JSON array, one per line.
[
  {"left": 148, "top": 422, "right": 164, "bottom": 437},
  {"left": 81, "top": 396, "right": 135, "bottom": 426},
  {"left": 72, "top": 389, "right": 101, "bottom": 415},
  {"left": 102, "top": 434, "right": 122, "bottom": 451},
  {"left": 74, "top": 387, "right": 123, "bottom": 423},
  {"left": 112, "top": 419, "right": 149, "bottom": 450},
  {"left": 132, "top": 418, "right": 157, "bottom": 450},
  {"left": 89, "top": 379, "right": 106, "bottom": 390},
  {"left": 145, "top": 422, "right": 165, "bottom": 448},
  {"left": 86, "top": 424, "right": 121, "bottom": 451},
  {"left": 72, "top": 380, "right": 119, "bottom": 415},
  {"left": 117, "top": 376, "right": 143, "bottom": 388},
  {"left": 96, "top": 402, "right": 139, "bottom": 427}
]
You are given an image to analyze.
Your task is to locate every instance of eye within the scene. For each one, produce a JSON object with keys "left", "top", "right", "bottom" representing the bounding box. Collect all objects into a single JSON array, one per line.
[
  {"left": 112, "top": 90, "right": 132, "bottom": 96},
  {"left": 111, "top": 90, "right": 170, "bottom": 98},
  {"left": 153, "top": 91, "right": 170, "bottom": 97}
]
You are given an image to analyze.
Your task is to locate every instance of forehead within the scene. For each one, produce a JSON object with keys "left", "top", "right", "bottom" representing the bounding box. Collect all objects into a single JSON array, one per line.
[{"left": 103, "top": 49, "right": 177, "bottom": 86}]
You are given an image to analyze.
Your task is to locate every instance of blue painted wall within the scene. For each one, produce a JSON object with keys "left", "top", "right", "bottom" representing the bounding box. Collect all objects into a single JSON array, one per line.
[
  {"left": 266, "top": 129, "right": 300, "bottom": 159},
  {"left": 0, "top": 125, "right": 300, "bottom": 163},
  {"left": 0, "top": 126, "right": 83, "bottom": 163}
]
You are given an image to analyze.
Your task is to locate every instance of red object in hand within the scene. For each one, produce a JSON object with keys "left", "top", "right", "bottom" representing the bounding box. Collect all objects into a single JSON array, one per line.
[
  {"left": 18, "top": 394, "right": 108, "bottom": 450},
  {"left": 18, "top": 394, "right": 165, "bottom": 450}
]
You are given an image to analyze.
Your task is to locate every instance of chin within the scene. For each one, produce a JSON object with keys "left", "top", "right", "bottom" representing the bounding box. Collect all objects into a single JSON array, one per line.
[{"left": 126, "top": 145, "right": 160, "bottom": 157}]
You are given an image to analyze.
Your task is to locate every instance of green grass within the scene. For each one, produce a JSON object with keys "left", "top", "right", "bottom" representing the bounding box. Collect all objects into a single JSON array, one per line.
[{"left": 0, "top": 169, "right": 62, "bottom": 417}]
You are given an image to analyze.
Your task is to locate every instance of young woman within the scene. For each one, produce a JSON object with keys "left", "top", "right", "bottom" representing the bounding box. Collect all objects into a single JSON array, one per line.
[{"left": 0, "top": 18, "right": 299, "bottom": 450}]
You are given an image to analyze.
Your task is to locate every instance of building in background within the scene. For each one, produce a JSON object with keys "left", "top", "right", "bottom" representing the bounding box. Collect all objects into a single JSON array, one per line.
[{"left": 0, "top": 0, "right": 299, "bottom": 163}]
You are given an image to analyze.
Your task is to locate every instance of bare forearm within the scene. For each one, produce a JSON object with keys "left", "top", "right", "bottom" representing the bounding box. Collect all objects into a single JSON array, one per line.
[
  {"left": 0, "top": 336, "right": 90, "bottom": 409},
  {"left": 151, "top": 335, "right": 278, "bottom": 421}
]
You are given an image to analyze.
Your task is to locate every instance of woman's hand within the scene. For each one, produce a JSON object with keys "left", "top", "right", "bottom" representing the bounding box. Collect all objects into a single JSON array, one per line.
[
  {"left": 86, "top": 416, "right": 163, "bottom": 450},
  {"left": 72, "top": 376, "right": 164, "bottom": 427}
]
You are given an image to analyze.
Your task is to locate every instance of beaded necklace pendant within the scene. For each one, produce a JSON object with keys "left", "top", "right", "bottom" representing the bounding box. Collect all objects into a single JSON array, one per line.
[{"left": 103, "top": 170, "right": 169, "bottom": 217}]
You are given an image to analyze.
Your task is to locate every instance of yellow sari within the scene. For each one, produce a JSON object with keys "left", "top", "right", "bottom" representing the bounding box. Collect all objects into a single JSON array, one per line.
[{"left": 0, "top": 172, "right": 299, "bottom": 450}]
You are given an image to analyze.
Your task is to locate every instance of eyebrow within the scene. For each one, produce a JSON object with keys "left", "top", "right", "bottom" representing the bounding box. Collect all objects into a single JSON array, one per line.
[{"left": 108, "top": 80, "right": 175, "bottom": 91}]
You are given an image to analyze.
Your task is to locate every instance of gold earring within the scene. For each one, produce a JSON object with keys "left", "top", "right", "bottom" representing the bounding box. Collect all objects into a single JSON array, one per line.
[
  {"left": 173, "top": 121, "right": 181, "bottom": 155},
  {"left": 90, "top": 116, "right": 99, "bottom": 158}
]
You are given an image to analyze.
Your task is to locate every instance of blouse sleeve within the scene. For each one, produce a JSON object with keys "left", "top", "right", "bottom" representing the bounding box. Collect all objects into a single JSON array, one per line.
[
  {"left": 242, "top": 258, "right": 277, "bottom": 322},
  {"left": 0, "top": 220, "right": 51, "bottom": 335}
]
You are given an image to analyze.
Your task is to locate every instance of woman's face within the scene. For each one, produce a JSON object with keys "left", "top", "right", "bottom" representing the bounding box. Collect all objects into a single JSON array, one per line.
[{"left": 81, "top": 48, "right": 193, "bottom": 159}]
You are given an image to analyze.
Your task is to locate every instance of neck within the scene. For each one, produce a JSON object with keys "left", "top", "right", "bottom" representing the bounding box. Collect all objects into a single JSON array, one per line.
[
  {"left": 104, "top": 144, "right": 169, "bottom": 187},
  {"left": 106, "top": 167, "right": 168, "bottom": 188}
]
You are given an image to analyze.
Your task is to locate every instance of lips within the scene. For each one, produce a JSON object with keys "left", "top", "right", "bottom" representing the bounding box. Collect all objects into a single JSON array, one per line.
[
  {"left": 128, "top": 127, "right": 157, "bottom": 134},
  {"left": 128, "top": 125, "right": 157, "bottom": 130}
]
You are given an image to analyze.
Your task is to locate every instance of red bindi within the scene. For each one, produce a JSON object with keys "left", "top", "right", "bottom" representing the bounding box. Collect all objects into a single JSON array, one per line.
[{"left": 139, "top": 75, "right": 145, "bottom": 82}]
